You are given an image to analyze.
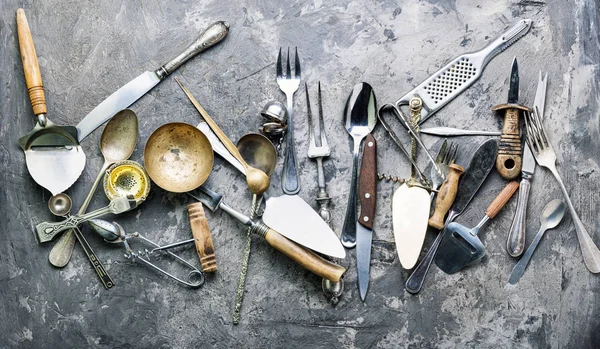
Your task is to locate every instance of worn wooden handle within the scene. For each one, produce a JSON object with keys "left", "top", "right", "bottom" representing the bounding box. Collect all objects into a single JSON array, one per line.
[
  {"left": 17, "top": 9, "right": 47, "bottom": 117},
  {"left": 263, "top": 228, "right": 346, "bottom": 282},
  {"left": 188, "top": 202, "right": 217, "bottom": 273},
  {"left": 485, "top": 181, "right": 519, "bottom": 219},
  {"left": 495, "top": 107, "right": 524, "bottom": 179},
  {"left": 429, "top": 164, "right": 465, "bottom": 229}
]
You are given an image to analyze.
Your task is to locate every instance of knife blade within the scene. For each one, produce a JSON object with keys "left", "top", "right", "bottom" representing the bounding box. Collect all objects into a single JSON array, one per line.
[
  {"left": 357, "top": 133, "right": 377, "bottom": 301},
  {"left": 507, "top": 72, "right": 548, "bottom": 256},
  {"left": 76, "top": 21, "right": 229, "bottom": 141},
  {"left": 405, "top": 139, "right": 498, "bottom": 294},
  {"left": 187, "top": 185, "right": 346, "bottom": 282}
]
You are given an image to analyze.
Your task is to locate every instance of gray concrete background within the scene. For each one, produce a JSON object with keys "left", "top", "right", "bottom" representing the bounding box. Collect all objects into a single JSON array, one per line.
[{"left": 1, "top": 0, "right": 599, "bottom": 348}]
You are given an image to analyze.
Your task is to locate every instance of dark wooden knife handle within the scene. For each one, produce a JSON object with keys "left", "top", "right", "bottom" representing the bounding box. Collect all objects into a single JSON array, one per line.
[
  {"left": 485, "top": 181, "right": 519, "bottom": 219},
  {"left": 188, "top": 202, "right": 217, "bottom": 273},
  {"left": 429, "top": 164, "right": 464, "bottom": 230},
  {"left": 358, "top": 133, "right": 377, "bottom": 229},
  {"left": 262, "top": 227, "right": 346, "bottom": 282},
  {"left": 17, "top": 9, "right": 47, "bottom": 117}
]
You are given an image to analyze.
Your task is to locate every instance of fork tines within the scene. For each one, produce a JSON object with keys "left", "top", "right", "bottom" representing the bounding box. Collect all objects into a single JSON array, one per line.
[
  {"left": 306, "top": 82, "right": 331, "bottom": 158},
  {"left": 524, "top": 106, "right": 550, "bottom": 153},
  {"left": 277, "top": 47, "right": 301, "bottom": 80}
]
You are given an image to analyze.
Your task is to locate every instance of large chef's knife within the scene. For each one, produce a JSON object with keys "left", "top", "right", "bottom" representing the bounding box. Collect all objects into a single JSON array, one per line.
[
  {"left": 507, "top": 72, "right": 547, "bottom": 256},
  {"left": 76, "top": 22, "right": 229, "bottom": 141},
  {"left": 196, "top": 122, "right": 346, "bottom": 259},
  {"left": 405, "top": 139, "right": 498, "bottom": 294},
  {"left": 357, "top": 133, "right": 377, "bottom": 301},
  {"left": 188, "top": 185, "right": 346, "bottom": 282}
]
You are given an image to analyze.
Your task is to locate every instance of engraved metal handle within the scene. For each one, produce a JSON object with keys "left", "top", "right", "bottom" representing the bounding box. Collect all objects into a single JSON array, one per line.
[
  {"left": 155, "top": 21, "right": 229, "bottom": 78},
  {"left": 507, "top": 174, "right": 531, "bottom": 257},
  {"left": 281, "top": 94, "right": 300, "bottom": 194}
]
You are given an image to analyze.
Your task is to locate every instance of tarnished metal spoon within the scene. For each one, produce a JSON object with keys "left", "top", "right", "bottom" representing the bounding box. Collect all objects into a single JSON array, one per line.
[
  {"left": 49, "top": 109, "right": 139, "bottom": 267},
  {"left": 508, "top": 199, "right": 566, "bottom": 284}
]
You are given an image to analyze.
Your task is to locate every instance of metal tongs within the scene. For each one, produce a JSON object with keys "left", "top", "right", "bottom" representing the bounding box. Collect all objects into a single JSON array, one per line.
[{"left": 88, "top": 219, "right": 205, "bottom": 288}]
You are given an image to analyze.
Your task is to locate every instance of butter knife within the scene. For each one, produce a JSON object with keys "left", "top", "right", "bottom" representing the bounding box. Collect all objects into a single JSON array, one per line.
[{"left": 507, "top": 72, "right": 547, "bottom": 257}]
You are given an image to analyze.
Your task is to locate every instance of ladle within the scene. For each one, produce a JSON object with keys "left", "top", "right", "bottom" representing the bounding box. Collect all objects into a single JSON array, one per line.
[
  {"left": 175, "top": 78, "right": 270, "bottom": 195},
  {"left": 49, "top": 109, "right": 138, "bottom": 267},
  {"left": 47, "top": 193, "right": 115, "bottom": 289},
  {"left": 233, "top": 133, "right": 277, "bottom": 324}
]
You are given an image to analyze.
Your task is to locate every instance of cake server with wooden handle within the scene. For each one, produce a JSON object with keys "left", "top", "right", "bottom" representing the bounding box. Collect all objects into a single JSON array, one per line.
[
  {"left": 187, "top": 185, "right": 346, "bottom": 283},
  {"left": 76, "top": 21, "right": 229, "bottom": 141},
  {"left": 356, "top": 133, "right": 377, "bottom": 301}
]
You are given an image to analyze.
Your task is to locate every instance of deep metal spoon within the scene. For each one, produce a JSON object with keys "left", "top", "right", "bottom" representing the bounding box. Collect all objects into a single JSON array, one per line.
[
  {"left": 341, "top": 82, "right": 377, "bottom": 248},
  {"left": 49, "top": 109, "right": 139, "bottom": 267},
  {"left": 508, "top": 199, "right": 566, "bottom": 284},
  {"left": 47, "top": 193, "right": 115, "bottom": 289},
  {"left": 233, "top": 133, "right": 277, "bottom": 324}
]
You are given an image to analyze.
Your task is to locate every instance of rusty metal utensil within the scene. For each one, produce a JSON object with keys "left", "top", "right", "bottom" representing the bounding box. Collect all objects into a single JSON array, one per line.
[
  {"left": 49, "top": 109, "right": 138, "bottom": 268},
  {"left": 144, "top": 122, "right": 214, "bottom": 192},
  {"left": 175, "top": 78, "right": 270, "bottom": 195}
]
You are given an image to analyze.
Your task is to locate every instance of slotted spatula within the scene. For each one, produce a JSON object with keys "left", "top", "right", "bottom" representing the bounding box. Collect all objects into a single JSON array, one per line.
[
  {"left": 17, "top": 9, "right": 85, "bottom": 196},
  {"left": 435, "top": 181, "right": 519, "bottom": 274}
]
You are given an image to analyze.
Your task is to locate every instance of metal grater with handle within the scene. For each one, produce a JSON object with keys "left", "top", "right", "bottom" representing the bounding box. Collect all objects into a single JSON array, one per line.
[{"left": 391, "top": 19, "right": 532, "bottom": 125}]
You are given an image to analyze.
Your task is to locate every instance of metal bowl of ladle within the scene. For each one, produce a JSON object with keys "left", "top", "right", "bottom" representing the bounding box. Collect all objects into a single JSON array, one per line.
[{"left": 144, "top": 122, "right": 214, "bottom": 192}]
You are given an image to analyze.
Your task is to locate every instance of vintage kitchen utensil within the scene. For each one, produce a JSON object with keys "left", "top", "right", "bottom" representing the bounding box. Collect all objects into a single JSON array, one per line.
[
  {"left": 391, "top": 98, "right": 432, "bottom": 269},
  {"left": 187, "top": 185, "right": 346, "bottom": 282},
  {"left": 405, "top": 139, "right": 498, "bottom": 294},
  {"left": 429, "top": 143, "right": 464, "bottom": 229},
  {"left": 49, "top": 109, "right": 139, "bottom": 268},
  {"left": 103, "top": 160, "right": 151, "bottom": 201},
  {"left": 357, "top": 133, "right": 377, "bottom": 301},
  {"left": 48, "top": 193, "right": 115, "bottom": 289},
  {"left": 341, "top": 82, "right": 378, "bottom": 248},
  {"left": 233, "top": 133, "right": 277, "bottom": 324},
  {"left": 305, "top": 82, "right": 333, "bottom": 228},
  {"left": 435, "top": 181, "right": 519, "bottom": 274},
  {"left": 76, "top": 22, "right": 229, "bottom": 141},
  {"left": 387, "top": 19, "right": 532, "bottom": 125},
  {"left": 525, "top": 107, "right": 600, "bottom": 273},
  {"left": 175, "top": 78, "right": 270, "bottom": 195},
  {"left": 492, "top": 57, "right": 531, "bottom": 179},
  {"left": 420, "top": 127, "right": 501, "bottom": 137},
  {"left": 16, "top": 9, "right": 86, "bottom": 196},
  {"left": 509, "top": 199, "right": 566, "bottom": 284},
  {"left": 144, "top": 122, "right": 214, "bottom": 193},
  {"left": 140, "top": 203, "right": 218, "bottom": 273},
  {"left": 196, "top": 122, "right": 346, "bottom": 259},
  {"left": 87, "top": 220, "right": 205, "bottom": 288},
  {"left": 305, "top": 82, "right": 344, "bottom": 304},
  {"left": 276, "top": 47, "right": 302, "bottom": 195},
  {"left": 36, "top": 195, "right": 139, "bottom": 243},
  {"left": 259, "top": 100, "right": 288, "bottom": 153},
  {"left": 507, "top": 72, "right": 548, "bottom": 257}
]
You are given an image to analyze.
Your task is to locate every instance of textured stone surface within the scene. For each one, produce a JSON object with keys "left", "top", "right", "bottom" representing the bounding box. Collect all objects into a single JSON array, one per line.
[{"left": 1, "top": 0, "right": 599, "bottom": 348}]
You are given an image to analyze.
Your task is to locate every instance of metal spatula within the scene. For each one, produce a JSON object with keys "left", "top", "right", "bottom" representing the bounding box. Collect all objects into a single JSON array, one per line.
[
  {"left": 392, "top": 19, "right": 532, "bottom": 125},
  {"left": 435, "top": 181, "right": 519, "bottom": 274},
  {"left": 17, "top": 9, "right": 85, "bottom": 195}
]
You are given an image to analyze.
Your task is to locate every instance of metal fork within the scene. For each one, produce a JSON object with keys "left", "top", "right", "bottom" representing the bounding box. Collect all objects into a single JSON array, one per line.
[
  {"left": 277, "top": 47, "right": 301, "bottom": 194},
  {"left": 429, "top": 140, "right": 458, "bottom": 200},
  {"left": 305, "top": 82, "right": 332, "bottom": 224},
  {"left": 525, "top": 107, "right": 600, "bottom": 273}
]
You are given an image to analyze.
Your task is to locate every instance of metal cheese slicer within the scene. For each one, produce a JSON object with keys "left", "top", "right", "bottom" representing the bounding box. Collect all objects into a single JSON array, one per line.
[{"left": 88, "top": 219, "right": 205, "bottom": 288}]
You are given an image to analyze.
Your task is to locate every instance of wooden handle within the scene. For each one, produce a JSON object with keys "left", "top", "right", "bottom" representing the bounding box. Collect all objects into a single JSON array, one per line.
[
  {"left": 263, "top": 228, "right": 346, "bottom": 282},
  {"left": 358, "top": 133, "right": 377, "bottom": 229},
  {"left": 17, "top": 9, "right": 47, "bottom": 117},
  {"left": 485, "top": 181, "right": 519, "bottom": 219},
  {"left": 429, "top": 164, "right": 464, "bottom": 229},
  {"left": 495, "top": 107, "right": 523, "bottom": 179},
  {"left": 188, "top": 202, "right": 217, "bottom": 273}
]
